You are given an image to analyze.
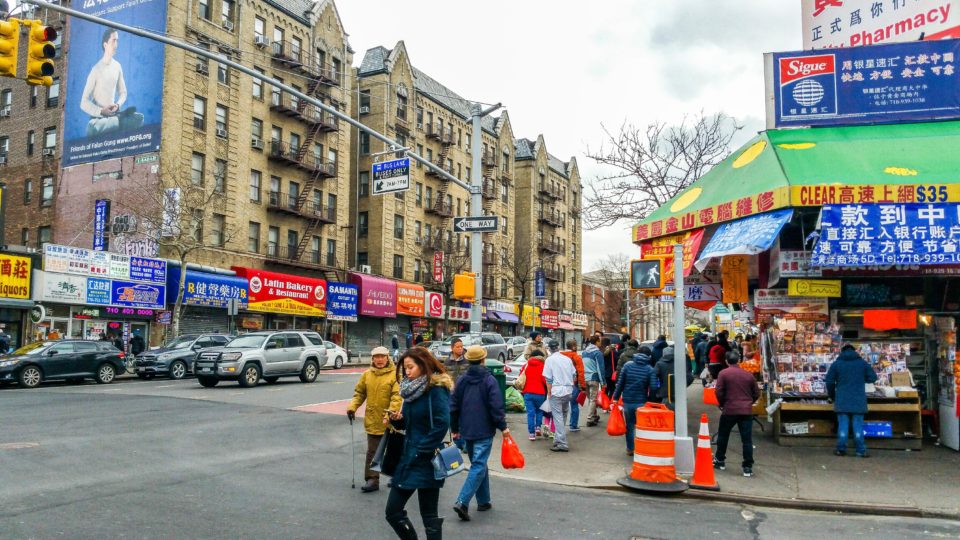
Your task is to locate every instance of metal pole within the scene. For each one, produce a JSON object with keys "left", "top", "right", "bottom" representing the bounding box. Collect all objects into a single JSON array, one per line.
[
  {"left": 672, "top": 243, "right": 688, "bottom": 437},
  {"left": 625, "top": 288, "right": 631, "bottom": 336},
  {"left": 467, "top": 103, "right": 500, "bottom": 333}
]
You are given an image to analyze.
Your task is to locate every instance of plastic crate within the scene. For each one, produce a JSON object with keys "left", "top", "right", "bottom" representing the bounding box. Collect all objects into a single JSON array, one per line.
[{"left": 863, "top": 420, "right": 893, "bottom": 438}]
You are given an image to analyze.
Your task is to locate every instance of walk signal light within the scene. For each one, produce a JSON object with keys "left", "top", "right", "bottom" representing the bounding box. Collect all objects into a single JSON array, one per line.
[
  {"left": 0, "top": 19, "right": 20, "bottom": 78},
  {"left": 630, "top": 258, "right": 664, "bottom": 290},
  {"left": 26, "top": 22, "right": 56, "bottom": 86}
]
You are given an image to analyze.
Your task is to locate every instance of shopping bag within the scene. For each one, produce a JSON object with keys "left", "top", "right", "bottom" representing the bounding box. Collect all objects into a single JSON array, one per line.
[
  {"left": 370, "top": 428, "right": 405, "bottom": 477},
  {"left": 703, "top": 386, "right": 720, "bottom": 406},
  {"left": 596, "top": 390, "right": 611, "bottom": 411},
  {"left": 539, "top": 396, "right": 552, "bottom": 413},
  {"left": 576, "top": 389, "right": 587, "bottom": 406},
  {"left": 606, "top": 402, "right": 626, "bottom": 436},
  {"left": 500, "top": 433, "right": 525, "bottom": 469}
]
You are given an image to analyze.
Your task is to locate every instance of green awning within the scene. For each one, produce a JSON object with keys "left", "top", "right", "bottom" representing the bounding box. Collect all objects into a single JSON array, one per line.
[{"left": 633, "top": 120, "right": 960, "bottom": 243}]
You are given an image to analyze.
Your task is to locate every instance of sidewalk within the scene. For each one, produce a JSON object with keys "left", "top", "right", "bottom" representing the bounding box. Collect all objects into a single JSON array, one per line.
[{"left": 488, "top": 385, "right": 960, "bottom": 517}]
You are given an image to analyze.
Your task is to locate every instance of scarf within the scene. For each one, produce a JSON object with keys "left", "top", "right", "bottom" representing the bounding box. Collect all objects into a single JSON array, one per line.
[{"left": 399, "top": 375, "right": 429, "bottom": 403}]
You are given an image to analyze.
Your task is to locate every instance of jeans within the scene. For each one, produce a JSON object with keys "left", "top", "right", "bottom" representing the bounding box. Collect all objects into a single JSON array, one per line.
[
  {"left": 550, "top": 393, "right": 573, "bottom": 449},
  {"left": 456, "top": 437, "right": 493, "bottom": 507},
  {"left": 570, "top": 386, "right": 581, "bottom": 428},
  {"left": 836, "top": 413, "right": 866, "bottom": 455},
  {"left": 715, "top": 414, "right": 754, "bottom": 468},
  {"left": 523, "top": 393, "right": 546, "bottom": 434},
  {"left": 585, "top": 381, "right": 601, "bottom": 424},
  {"left": 385, "top": 486, "right": 440, "bottom": 527},
  {"left": 622, "top": 402, "right": 642, "bottom": 453}
]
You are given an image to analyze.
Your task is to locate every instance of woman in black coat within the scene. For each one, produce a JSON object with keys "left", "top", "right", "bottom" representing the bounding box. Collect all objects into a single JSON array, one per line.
[
  {"left": 385, "top": 348, "right": 454, "bottom": 540},
  {"left": 601, "top": 337, "right": 618, "bottom": 398}
]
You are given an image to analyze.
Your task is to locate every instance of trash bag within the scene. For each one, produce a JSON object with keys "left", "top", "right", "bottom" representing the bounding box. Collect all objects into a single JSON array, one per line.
[
  {"left": 606, "top": 401, "right": 626, "bottom": 437},
  {"left": 500, "top": 433, "right": 525, "bottom": 469},
  {"left": 505, "top": 386, "right": 526, "bottom": 413}
]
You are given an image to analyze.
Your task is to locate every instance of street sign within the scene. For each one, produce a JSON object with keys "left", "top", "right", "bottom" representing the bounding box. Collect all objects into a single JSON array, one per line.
[
  {"left": 535, "top": 269, "right": 546, "bottom": 298},
  {"left": 372, "top": 158, "right": 410, "bottom": 195},
  {"left": 432, "top": 251, "right": 444, "bottom": 283},
  {"left": 453, "top": 216, "right": 498, "bottom": 233}
]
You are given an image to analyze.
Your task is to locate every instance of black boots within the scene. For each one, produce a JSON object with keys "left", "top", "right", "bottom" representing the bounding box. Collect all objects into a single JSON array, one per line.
[
  {"left": 423, "top": 517, "right": 444, "bottom": 540},
  {"left": 387, "top": 516, "right": 418, "bottom": 540}
]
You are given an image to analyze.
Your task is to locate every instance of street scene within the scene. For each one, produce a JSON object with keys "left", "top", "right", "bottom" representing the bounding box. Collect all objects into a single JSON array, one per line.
[{"left": 2, "top": 0, "right": 960, "bottom": 538}]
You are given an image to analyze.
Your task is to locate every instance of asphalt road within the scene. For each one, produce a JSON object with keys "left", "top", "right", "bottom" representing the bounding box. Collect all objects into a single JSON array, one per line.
[{"left": 1, "top": 376, "right": 958, "bottom": 540}]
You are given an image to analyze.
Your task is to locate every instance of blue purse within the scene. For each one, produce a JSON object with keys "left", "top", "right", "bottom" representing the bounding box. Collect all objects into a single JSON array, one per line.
[{"left": 427, "top": 396, "right": 466, "bottom": 480}]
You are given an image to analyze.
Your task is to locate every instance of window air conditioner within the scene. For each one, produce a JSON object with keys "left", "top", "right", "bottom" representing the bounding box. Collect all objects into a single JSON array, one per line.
[
  {"left": 254, "top": 35, "right": 269, "bottom": 47},
  {"left": 0, "top": 156, "right": 6, "bottom": 165},
  {"left": 42, "top": 148, "right": 56, "bottom": 157},
  {"left": 0, "top": 108, "right": 10, "bottom": 117},
  {"left": 359, "top": 265, "right": 371, "bottom": 273},
  {"left": 359, "top": 105, "right": 370, "bottom": 114},
  {"left": 216, "top": 128, "right": 228, "bottom": 139},
  {"left": 222, "top": 20, "right": 234, "bottom": 32},
  {"left": 196, "top": 63, "right": 209, "bottom": 75},
  {"left": 251, "top": 138, "right": 264, "bottom": 150}
]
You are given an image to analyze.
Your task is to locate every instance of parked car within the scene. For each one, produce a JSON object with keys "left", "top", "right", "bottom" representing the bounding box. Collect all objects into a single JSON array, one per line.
[
  {"left": 322, "top": 340, "right": 348, "bottom": 369},
  {"left": 504, "top": 353, "right": 528, "bottom": 387},
  {"left": 134, "top": 334, "right": 232, "bottom": 379},
  {"left": 193, "top": 331, "right": 328, "bottom": 388},
  {"left": 0, "top": 340, "right": 126, "bottom": 388},
  {"left": 435, "top": 332, "right": 508, "bottom": 362},
  {"left": 504, "top": 336, "right": 528, "bottom": 358}
]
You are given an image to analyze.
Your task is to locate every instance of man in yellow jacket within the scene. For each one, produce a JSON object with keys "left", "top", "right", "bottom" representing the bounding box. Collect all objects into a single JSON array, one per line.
[{"left": 348, "top": 346, "right": 403, "bottom": 493}]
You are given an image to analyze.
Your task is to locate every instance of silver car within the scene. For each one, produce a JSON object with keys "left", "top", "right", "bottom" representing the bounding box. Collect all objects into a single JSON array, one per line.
[
  {"left": 504, "top": 336, "right": 528, "bottom": 358},
  {"left": 504, "top": 353, "right": 527, "bottom": 386},
  {"left": 435, "top": 332, "right": 508, "bottom": 362}
]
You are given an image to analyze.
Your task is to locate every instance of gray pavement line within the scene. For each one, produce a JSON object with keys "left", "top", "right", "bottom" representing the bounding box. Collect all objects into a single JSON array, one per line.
[{"left": 290, "top": 398, "right": 350, "bottom": 410}]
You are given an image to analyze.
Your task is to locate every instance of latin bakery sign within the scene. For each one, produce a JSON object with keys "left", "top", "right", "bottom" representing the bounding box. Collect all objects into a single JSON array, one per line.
[{"left": 232, "top": 267, "right": 326, "bottom": 317}]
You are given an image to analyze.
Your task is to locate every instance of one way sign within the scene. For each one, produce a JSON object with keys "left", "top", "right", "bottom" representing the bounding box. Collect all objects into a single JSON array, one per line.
[
  {"left": 372, "top": 158, "right": 410, "bottom": 195},
  {"left": 453, "top": 216, "right": 499, "bottom": 233}
]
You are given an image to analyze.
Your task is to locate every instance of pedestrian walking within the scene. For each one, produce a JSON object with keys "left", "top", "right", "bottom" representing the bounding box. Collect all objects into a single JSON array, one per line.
[
  {"left": 384, "top": 348, "right": 454, "bottom": 540},
  {"left": 713, "top": 351, "right": 761, "bottom": 477},
  {"left": 519, "top": 350, "right": 548, "bottom": 440},
  {"left": 825, "top": 344, "right": 878, "bottom": 458},
  {"left": 391, "top": 334, "right": 401, "bottom": 361},
  {"left": 654, "top": 345, "right": 693, "bottom": 409},
  {"left": 611, "top": 347, "right": 659, "bottom": 455},
  {"left": 129, "top": 329, "right": 145, "bottom": 357},
  {"left": 694, "top": 333, "right": 711, "bottom": 379},
  {"left": 347, "top": 346, "right": 402, "bottom": 493},
  {"left": 707, "top": 331, "right": 732, "bottom": 381},
  {"left": 601, "top": 337, "right": 618, "bottom": 398},
  {"left": 449, "top": 346, "right": 509, "bottom": 521},
  {"left": 650, "top": 334, "right": 668, "bottom": 365},
  {"left": 616, "top": 339, "right": 640, "bottom": 372},
  {"left": 580, "top": 336, "right": 605, "bottom": 427},
  {"left": 542, "top": 340, "right": 577, "bottom": 452},
  {"left": 111, "top": 333, "right": 124, "bottom": 352},
  {"left": 523, "top": 331, "right": 547, "bottom": 359},
  {"left": 443, "top": 337, "right": 467, "bottom": 381},
  {"left": 561, "top": 339, "right": 586, "bottom": 432}
]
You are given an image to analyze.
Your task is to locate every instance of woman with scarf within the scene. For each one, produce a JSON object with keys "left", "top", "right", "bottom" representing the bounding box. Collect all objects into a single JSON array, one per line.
[{"left": 384, "top": 348, "right": 455, "bottom": 540}]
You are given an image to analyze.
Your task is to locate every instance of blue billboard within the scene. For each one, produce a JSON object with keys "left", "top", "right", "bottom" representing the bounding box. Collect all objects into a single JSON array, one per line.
[
  {"left": 111, "top": 279, "right": 165, "bottom": 309},
  {"left": 769, "top": 38, "right": 960, "bottom": 128},
  {"left": 62, "top": 0, "right": 167, "bottom": 167},
  {"left": 93, "top": 199, "right": 109, "bottom": 251},
  {"left": 326, "top": 282, "right": 358, "bottom": 322},
  {"left": 165, "top": 268, "right": 248, "bottom": 308},
  {"left": 129, "top": 256, "right": 166, "bottom": 285}
]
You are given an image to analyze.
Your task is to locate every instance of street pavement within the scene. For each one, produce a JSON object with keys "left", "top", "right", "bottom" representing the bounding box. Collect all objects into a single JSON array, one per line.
[{"left": 1, "top": 375, "right": 959, "bottom": 539}]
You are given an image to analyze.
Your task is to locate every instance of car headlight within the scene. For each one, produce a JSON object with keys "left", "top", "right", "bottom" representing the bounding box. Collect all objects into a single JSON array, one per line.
[
  {"left": 220, "top": 352, "right": 242, "bottom": 361},
  {"left": 0, "top": 359, "right": 19, "bottom": 368}
]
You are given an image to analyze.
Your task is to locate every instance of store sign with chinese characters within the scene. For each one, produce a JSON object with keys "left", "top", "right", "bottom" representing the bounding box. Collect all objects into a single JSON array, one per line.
[
  {"left": 802, "top": 0, "right": 960, "bottom": 49},
  {"left": 448, "top": 306, "right": 471, "bottom": 321},
  {"left": 812, "top": 203, "right": 960, "bottom": 266},
  {"left": 633, "top": 187, "right": 790, "bottom": 241},
  {"left": 754, "top": 288, "right": 829, "bottom": 321}
]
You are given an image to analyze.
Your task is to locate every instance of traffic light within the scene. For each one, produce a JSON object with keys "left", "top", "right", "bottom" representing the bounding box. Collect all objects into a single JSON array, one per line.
[
  {"left": 26, "top": 21, "right": 56, "bottom": 86},
  {"left": 452, "top": 272, "right": 476, "bottom": 302},
  {"left": 0, "top": 19, "right": 20, "bottom": 78},
  {"left": 630, "top": 258, "right": 665, "bottom": 290}
]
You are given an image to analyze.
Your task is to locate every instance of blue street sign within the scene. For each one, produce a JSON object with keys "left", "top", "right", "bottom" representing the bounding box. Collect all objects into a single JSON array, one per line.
[
  {"left": 372, "top": 158, "right": 410, "bottom": 195},
  {"left": 535, "top": 269, "right": 546, "bottom": 298},
  {"left": 93, "top": 199, "right": 110, "bottom": 251}
]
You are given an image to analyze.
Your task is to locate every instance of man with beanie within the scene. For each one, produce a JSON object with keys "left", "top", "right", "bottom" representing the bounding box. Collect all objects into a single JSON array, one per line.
[
  {"left": 542, "top": 339, "right": 577, "bottom": 452},
  {"left": 523, "top": 331, "right": 547, "bottom": 359},
  {"left": 450, "top": 345, "right": 509, "bottom": 521}
]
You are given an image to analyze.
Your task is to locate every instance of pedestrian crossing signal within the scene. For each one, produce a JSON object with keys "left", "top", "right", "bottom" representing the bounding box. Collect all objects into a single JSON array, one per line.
[
  {"left": 26, "top": 22, "right": 57, "bottom": 86},
  {"left": 630, "top": 259, "right": 664, "bottom": 291},
  {"left": 0, "top": 19, "right": 20, "bottom": 78}
]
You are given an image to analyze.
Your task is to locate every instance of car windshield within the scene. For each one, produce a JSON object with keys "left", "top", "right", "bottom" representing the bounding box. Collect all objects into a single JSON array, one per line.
[
  {"left": 12, "top": 342, "right": 50, "bottom": 356},
  {"left": 226, "top": 334, "right": 268, "bottom": 348},
  {"left": 164, "top": 336, "right": 198, "bottom": 350}
]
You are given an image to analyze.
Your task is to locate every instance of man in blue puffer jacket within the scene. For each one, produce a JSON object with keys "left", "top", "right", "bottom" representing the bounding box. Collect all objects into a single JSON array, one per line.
[
  {"left": 611, "top": 346, "right": 660, "bottom": 455},
  {"left": 825, "top": 345, "right": 878, "bottom": 457}
]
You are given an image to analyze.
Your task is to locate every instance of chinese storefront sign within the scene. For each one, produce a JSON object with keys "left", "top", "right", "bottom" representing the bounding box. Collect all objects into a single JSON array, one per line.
[
  {"left": 166, "top": 267, "right": 248, "bottom": 309},
  {"left": 661, "top": 284, "right": 723, "bottom": 304},
  {"left": 129, "top": 256, "right": 167, "bottom": 285},
  {"left": 233, "top": 267, "right": 326, "bottom": 317},
  {"left": 35, "top": 270, "right": 86, "bottom": 304},
  {"left": 792, "top": 183, "right": 960, "bottom": 206},
  {"left": 695, "top": 209, "right": 794, "bottom": 271},
  {"left": 802, "top": 0, "right": 960, "bottom": 49},
  {"left": 93, "top": 199, "right": 110, "bottom": 251},
  {"left": 540, "top": 310, "right": 559, "bottom": 329},
  {"left": 44, "top": 244, "right": 157, "bottom": 282},
  {"left": 768, "top": 38, "right": 960, "bottom": 128},
  {"left": 812, "top": 203, "right": 960, "bottom": 266},
  {"left": 396, "top": 283, "right": 425, "bottom": 317},
  {"left": 722, "top": 256, "right": 750, "bottom": 304},
  {"left": 769, "top": 238, "right": 823, "bottom": 287},
  {"left": 448, "top": 306, "right": 471, "bottom": 321},
  {"left": 640, "top": 229, "right": 705, "bottom": 282},
  {"left": 432, "top": 252, "right": 444, "bottom": 283},
  {"left": 327, "top": 283, "right": 359, "bottom": 322},
  {"left": 753, "top": 288, "right": 830, "bottom": 321},
  {"left": 0, "top": 254, "right": 31, "bottom": 299}
]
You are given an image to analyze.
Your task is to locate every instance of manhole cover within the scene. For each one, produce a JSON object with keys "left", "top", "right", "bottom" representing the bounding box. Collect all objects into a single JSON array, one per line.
[{"left": 0, "top": 442, "right": 40, "bottom": 450}]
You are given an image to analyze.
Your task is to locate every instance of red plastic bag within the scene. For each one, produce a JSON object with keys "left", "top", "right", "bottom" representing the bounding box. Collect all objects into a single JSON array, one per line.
[
  {"left": 597, "top": 390, "right": 611, "bottom": 411},
  {"left": 576, "top": 389, "right": 587, "bottom": 406},
  {"left": 703, "top": 386, "right": 720, "bottom": 406},
  {"left": 500, "top": 433, "right": 525, "bottom": 469},
  {"left": 606, "top": 402, "right": 626, "bottom": 436}
]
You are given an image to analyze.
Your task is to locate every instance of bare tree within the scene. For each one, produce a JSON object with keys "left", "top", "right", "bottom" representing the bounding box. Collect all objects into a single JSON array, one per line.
[
  {"left": 591, "top": 253, "right": 630, "bottom": 332},
  {"left": 500, "top": 250, "right": 539, "bottom": 334},
  {"left": 114, "top": 160, "right": 240, "bottom": 337},
  {"left": 583, "top": 111, "right": 742, "bottom": 229}
]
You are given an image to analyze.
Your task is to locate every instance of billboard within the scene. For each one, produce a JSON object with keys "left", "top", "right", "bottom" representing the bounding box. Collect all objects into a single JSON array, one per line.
[
  {"left": 765, "top": 39, "right": 960, "bottom": 128},
  {"left": 802, "top": 0, "right": 960, "bottom": 49},
  {"left": 63, "top": 0, "right": 167, "bottom": 167}
]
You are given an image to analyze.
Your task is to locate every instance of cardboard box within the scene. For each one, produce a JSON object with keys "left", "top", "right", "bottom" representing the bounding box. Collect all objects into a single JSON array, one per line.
[
  {"left": 896, "top": 388, "right": 919, "bottom": 398},
  {"left": 784, "top": 422, "right": 809, "bottom": 435},
  {"left": 807, "top": 419, "right": 834, "bottom": 435},
  {"left": 890, "top": 372, "right": 913, "bottom": 387}
]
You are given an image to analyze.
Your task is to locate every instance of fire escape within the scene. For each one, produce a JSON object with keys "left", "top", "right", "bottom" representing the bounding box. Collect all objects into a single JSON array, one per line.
[{"left": 425, "top": 121, "right": 455, "bottom": 236}]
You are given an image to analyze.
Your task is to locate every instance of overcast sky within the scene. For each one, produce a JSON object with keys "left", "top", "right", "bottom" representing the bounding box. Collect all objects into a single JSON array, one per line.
[{"left": 336, "top": 1, "right": 802, "bottom": 271}]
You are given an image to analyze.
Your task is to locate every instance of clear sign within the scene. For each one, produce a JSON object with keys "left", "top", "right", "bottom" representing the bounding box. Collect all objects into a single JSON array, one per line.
[{"left": 372, "top": 158, "right": 411, "bottom": 195}]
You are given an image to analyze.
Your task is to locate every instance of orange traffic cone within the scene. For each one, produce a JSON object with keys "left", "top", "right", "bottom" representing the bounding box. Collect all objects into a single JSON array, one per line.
[{"left": 690, "top": 413, "right": 720, "bottom": 491}]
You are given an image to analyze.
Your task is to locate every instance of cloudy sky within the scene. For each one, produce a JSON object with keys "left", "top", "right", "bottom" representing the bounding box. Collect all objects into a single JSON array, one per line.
[{"left": 336, "top": 1, "right": 802, "bottom": 271}]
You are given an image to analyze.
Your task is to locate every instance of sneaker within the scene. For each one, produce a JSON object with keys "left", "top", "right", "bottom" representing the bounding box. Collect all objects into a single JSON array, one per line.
[
  {"left": 586, "top": 420, "right": 599, "bottom": 427},
  {"left": 477, "top": 503, "right": 492, "bottom": 512},
  {"left": 535, "top": 428, "right": 542, "bottom": 438},
  {"left": 856, "top": 452, "right": 869, "bottom": 458},
  {"left": 569, "top": 427, "right": 581, "bottom": 432},
  {"left": 742, "top": 467, "right": 753, "bottom": 477},
  {"left": 453, "top": 502, "right": 470, "bottom": 521},
  {"left": 713, "top": 459, "right": 726, "bottom": 470},
  {"left": 550, "top": 445, "right": 569, "bottom": 452},
  {"left": 626, "top": 449, "right": 633, "bottom": 456},
  {"left": 528, "top": 433, "right": 536, "bottom": 441},
  {"left": 834, "top": 450, "right": 847, "bottom": 457}
]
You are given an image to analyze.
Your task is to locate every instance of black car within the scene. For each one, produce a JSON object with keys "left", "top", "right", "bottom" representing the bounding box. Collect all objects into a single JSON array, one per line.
[
  {"left": 134, "top": 334, "right": 231, "bottom": 380},
  {"left": 0, "top": 340, "right": 126, "bottom": 388}
]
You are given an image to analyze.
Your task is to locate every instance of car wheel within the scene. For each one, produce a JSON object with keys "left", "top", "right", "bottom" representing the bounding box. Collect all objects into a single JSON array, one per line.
[
  {"left": 169, "top": 360, "right": 188, "bottom": 380},
  {"left": 238, "top": 364, "right": 260, "bottom": 388},
  {"left": 95, "top": 363, "right": 116, "bottom": 384},
  {"left": 18, "top": 365, "right": 42, "bottom": 388},
  {"left": 334, "top": 356, "right": 344, "bottom": 369},
  {"left": 263, "top": 376, "right": 279, "bottom": 384},
  {"left": 299, "top": 360, "right": 319, "bottom": 383},
  {"left": 198, "top": 376, "right": 219, "bottom": 388}
]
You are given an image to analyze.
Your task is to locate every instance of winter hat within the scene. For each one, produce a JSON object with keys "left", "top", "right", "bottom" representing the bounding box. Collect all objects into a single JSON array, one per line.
[
  {"left": 662, "top": 345, "right": 675, "bottom": 358},
  {"left": 547, "top": 339, "right": 560, "bottom": 352},
  {"left": 529, "top": 331, "right": 540, "bottom": 340},
  {"left": 371, "top": 346, "right": 390, "bottom": 357},
  {"left": 465, "top": 345, "right": 487, "bottom": 363}
]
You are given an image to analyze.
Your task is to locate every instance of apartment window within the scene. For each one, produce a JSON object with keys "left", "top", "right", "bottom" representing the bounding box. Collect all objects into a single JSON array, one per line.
[
  {"left": 248, "top": 222, "right": 260, "bottom": 252},
  {"left": 425, "top": 224, "right": 433, "bottom": 243},
  {"left": 357, "top": 252, "right": 368, "bottom": 268},
  {"left": 37, "top": 226, "right": 51, "bottom": 248},
  {"left": 465, "top": 132, "right": 471, "bottom": 153},
  {"left": 194, "top": 42, "right": 210, "bottom": 74},
  {"left": 500, "top": 247, "right": 508, "bottom": 265},
  {"left": 358, "top": 212, "right": 368, "bottom": 237},
  {"left": 416, "top": 144, "right": 424, "bottom": 168},
  {"left": 47, "top": 79, "right": 60, "bottom": 107},
  {"left": 501, "top": 216, "right": 508, "bottom": 235},
  {"left": 211, "top": 214, "right": 225, "bottom": 246},
  {"left": 0, "top": 89, "right": 10, "bottom": 110},
  {"left": 254, "top": 17, "right": 265, "bottom": 40},
  {"left": 311, "top": 236, "right": 321, "bottom": 263},
  {"left": 23, "top": 179, "right": 32, "bottom": 203},
  {"left": 312, "top": 143, "right": 323, "bottom": 162},
  {"left": 286, "top": 230, "right": 298, "bottom": 255},
  {"left": 215, "top": 105, "right": 228, "bottom": 135},
  {"left": 414, "top": 221, "right": 422, "bottom": 241},
  {"left": 414, "top": 259, "right": 422, "bottom": 283},
  {"left": 252, "top": 68, "right": 264, "bottom": 100},
  {"left": 214, "top": 159, "right": 227, "bottom": 193},
  {"left": 415, "top": 183, "right": 423, "bottom": 206},
  {"left": 290, "top": 132, "right": 301, "bottom": 153},
  {"left": 289, "top": 181, "right": 300, "bottom": 210},
  {"left": 0, "top": 136, "right": 7, "bottom": 157},
  {"left": 571, "top": 243, "right": 577, "bottom": 259},
  {"left": 267, "top": 226, "right": 279, "bottom": 255},
  {"left": 216, "top": 50, "right": 230, "bottom": 84},
  {"left": 193, "top": 96, "right": 206, "bottom": 130},
  {"left": 312, "top": 190, "right": 321, "bottom": 214},
  {"left": 190, "top": 209, "right": 204, "bottom": 242},
  {"left": 426, "top": 148, "right": 433, "bottom": 163},
  {"left": 359, "top": 132, "right": 369, "bottom": 154},
  {"left": 291, "top": 37, "right": 302, "bottom": 62},
  {"left": 190, "top": 153, "right": 204, "bottom": 185},
  {"left": 249, "top": 170, "right": 262, "bottom": 202},
  {"left": 425, "top": 186, "right": 433, "bottom": 208},
  {"left": 271, "top": 125, "right": 282, "bottom": 145},
  {"left": 359, "top": 90, "right": 371, "bottom": 111},
  {"left": 332, "top": 58, "right": 342, "bottom": 85},
  {"left": 326, "top": 239, "right": 336, "bottom": 266},
  {"left": 392, "top": 255, "right": 403, "bottom": 279},
  {"left": 327, "top": 148, "right": 338, "bottom": 168},
  {"left": 502, "top": 151, "right": 510, "bottom": 173},
  {"left": 26, "top": 131, "right": 34, "bottom": 156},
  {"left": 465, "top": 167, "right": 471, "bottom": 181},
  {"left": 327, "top": 194, "right": 337, "bottom": 217},
  {"left": 40, "top": 176, "right": 54, "bottom": 206},
  {"left": 269, "top": 176, "right": 281, "bottom": 203},
  {"left": 501, "top": 183, "right": 509, "bottom": 203},
  {"left": 198, "top": 0, "right": 210, "bottom": 20},
  {"left": 501, "top": 279, "right": 508, "bottom": 298},
  {"left": 20, "top": 228, "right": 29, "bottom": 245},
  {"left": 416, "top": 107, "right": 423, "bottom": 129},
  {"left": 43, "top": 127, "right": 56, "bottom": 150},
  {"left": 359, "top": 171, "right": 369, "bottom": 197},
  {"left": 273, "top": 27, "right": 284, "bottom": 49},
  {"left": 221, "top": 0, "right": 235, "bottom": 26},
  {"left": 29, "top": 86, "right": 37, "bottom": 108},
  {"left": 251, "top": 118, "right": 263, "bottom": 142},
  {"left": 396, "top": 93, "right": 407, "bottom": 120},
  {"left": 457, "top": 129, "right": 462, "bottom": 147},
  {"left": 394, "top": 214, "right": 404, "bottom": 239}
]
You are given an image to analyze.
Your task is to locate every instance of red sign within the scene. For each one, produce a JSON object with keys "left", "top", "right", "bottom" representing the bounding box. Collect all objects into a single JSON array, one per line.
[
  {"left": 540, "top": 309, "right": 559, "bottom": 329},
  {"left": 396, "top": 282, "right": 425, "bottom": 317},
  {"left": 425, "top": 292, "right": 445, "bottom": 318},
  {"left": 640, "top": 228, "right": 705, "bottom": 283},
  {"left": 778, "top": 54, "right": 835, "bottom": 85},
  {"left": 231, "top": 267, "right": 326, "bottom": 316},
  {"left": 433, "top": 252, "right": 444, "bottom": 283}
]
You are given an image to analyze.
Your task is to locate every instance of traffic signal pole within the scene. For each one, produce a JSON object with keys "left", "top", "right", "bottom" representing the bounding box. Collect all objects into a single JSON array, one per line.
[{"left": 469, "top": 103, "right": 501, "bottom": 333}]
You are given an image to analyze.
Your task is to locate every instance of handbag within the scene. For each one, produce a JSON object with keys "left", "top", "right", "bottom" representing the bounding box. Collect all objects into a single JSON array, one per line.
[
  {"left": 539, "top": 395, "right": 552, "bottom": 413},
  {"left": 370, "top": 428, "right": 405, "bottom": 477},
  {"left": 432, "top": 442, "right": 467, "bottom": 480},
  {"left": 513, "top": 367, "right": 527, "bottom": 390}
]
